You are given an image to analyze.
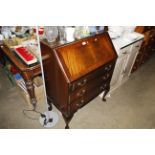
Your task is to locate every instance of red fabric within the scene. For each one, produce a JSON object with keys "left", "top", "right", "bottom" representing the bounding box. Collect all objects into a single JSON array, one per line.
[
  {"left": 10, "top": 65, "right": 18, "bottom": 74},
  {"left": 15, "top": 47, "right": 34, "bottom": 61}
]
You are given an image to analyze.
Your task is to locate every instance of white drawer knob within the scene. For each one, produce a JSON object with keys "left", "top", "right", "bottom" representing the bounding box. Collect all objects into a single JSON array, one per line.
[
  {"left": 94, "top": 38, "right": 98, "bottom": 42},
  {"left": 82, "top": 41, "right": 87, "bottom": 45}
]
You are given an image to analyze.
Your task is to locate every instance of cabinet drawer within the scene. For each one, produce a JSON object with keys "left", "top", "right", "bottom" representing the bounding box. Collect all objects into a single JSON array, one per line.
[
  {"left": 132, "top": 40, "right": 143, "bottom": 51},
  {"left": 69, "top": 71, "right": 111, "bottom": 103},
  {"left": 70, "top": 61, "right": 115, "bottom": 92},
  {"left": 119, "top": 45, "right": 132, "bottom": 57},
  {"left": 70, "top": 82, "right": 109, "bottom": 113}
]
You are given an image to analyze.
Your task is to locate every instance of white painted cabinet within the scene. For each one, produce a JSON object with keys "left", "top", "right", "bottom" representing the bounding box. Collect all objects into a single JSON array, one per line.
[
  {"left": 121, "top": 40, "right": 143, "bottom": 84},
  {"left": 110, "top": 39, "right": 143, "bottom": 93},
  {"left": 99, "top": 32, "right": 144, "bottom": 98},
  {"left": 110, "top": 56, "right": 125, "bottom": 88},
  {"left": 126, "top": 40, "right": 143, "bottom": 76}
]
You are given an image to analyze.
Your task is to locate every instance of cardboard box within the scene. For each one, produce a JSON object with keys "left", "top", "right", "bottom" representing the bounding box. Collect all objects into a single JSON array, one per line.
[
  {"left": 16, "top": 75, "right": 46, "bottom": 106},
  {"left": 20, "top": 84, "right": 45, "bottom": 106}
]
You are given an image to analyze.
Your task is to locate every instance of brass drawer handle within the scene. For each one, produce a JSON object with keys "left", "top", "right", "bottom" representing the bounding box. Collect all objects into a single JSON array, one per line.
[
  {"left": 94, "top": 38, "right": 98, "bottom": 42},
  {"left": 82, "top": 41, "right": 88, "bottom": 46},
  {"left": 102, "top": 73, "right": 110, "bottom": 80},
  {"left": 105, "top": 64, "right": 112, "bottom": 71},
  {"left": 77, "top": 79, "right": 87, "bottom": 86},
  {"left": 76, "top": 99, "right": 85, "bottom": 107},
  {"left": 77, "top": 89, "right": 86, "bottom": 97},
  {"left": 100, "top": 84, "right": 107, "bottom": 90},
  {"left": 71, "top": 79, "right": 87, "bottom": 91},
  {"left": 80, "top": 99, "right": 85, "bottom": 104}
]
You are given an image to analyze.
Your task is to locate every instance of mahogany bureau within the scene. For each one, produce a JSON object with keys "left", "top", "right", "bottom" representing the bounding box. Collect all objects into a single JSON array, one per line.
[{"left": 40, "top": 32, "right": 118, "bottom": 128}]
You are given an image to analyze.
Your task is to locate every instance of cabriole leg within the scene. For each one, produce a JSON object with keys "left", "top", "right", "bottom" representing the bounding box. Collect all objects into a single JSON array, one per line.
[
  {"left": 62, "top": 114, "right": 74, "bottom": 129},
  {"left": 102, "top": 86, "right": 110, "bottom": 102}
]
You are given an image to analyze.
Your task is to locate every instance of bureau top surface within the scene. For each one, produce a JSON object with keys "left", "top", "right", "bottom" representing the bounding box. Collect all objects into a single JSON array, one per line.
[{"left": 53, "top": 32, "right": 117, "bottom": 82}]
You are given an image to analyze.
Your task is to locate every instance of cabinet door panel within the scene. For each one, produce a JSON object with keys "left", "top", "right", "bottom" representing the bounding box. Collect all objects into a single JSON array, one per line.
[
  {"left": 110, "top": 56, "right": 126, "bottom": 88},
  {"left": 124, "top": 40, "right": 143, "bottom": 77},
  {"left": 119, "top": 45, "right": 132, "bottom": 57}
]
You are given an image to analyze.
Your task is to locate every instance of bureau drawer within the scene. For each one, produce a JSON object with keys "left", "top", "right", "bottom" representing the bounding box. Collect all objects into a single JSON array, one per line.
[
  {"left": 70, "top": 82, "right": 109, "bottom": 113},
  {"left": 69, "top": 61, "right": 115, "bottom": 92},
  {"left": 69, "top": 71, "right": 112, "bottom": 103}
]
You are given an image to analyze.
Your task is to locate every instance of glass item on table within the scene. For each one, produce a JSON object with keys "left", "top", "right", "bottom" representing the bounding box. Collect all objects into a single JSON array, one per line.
[
  {"left": 108, "top": 26, "right": 124, "bottom": 38},
  {"left": 1, "top": 26, "right": 12, "bottom": 39},
  {"left": 96, "top": 26, "right": 105, "bottom": 34},
  {"left": 89, "top": 26, "right": 97, "bottom": 35},
  {"left": 82, "top": 26, "right": 90, "bottom": 37},
  {"left": 14, "top": 26, "right": 30, "bottom": 37},
  {"left": 65, "top": 27, "right": 75, "bottom": 42},
  {"left": 58, "top": 26, "right": 66, "bottom": 44},
  {"left": 44, "top": 26, "right": 58, "bottom": 43},
  {"left": 89, "top": 26, "right": 105, "bottom": 35},
  {"left": 74, "top": 26, "right": 90, "bottom": 40},
  {"left": 0, "top": 34, "right": 4, "bottom": 41},
  {"left": 74, "top": 26, "right": 81, "bottom": 39}
]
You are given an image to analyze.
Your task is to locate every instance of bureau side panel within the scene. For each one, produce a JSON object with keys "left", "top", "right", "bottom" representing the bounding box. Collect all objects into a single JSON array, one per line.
[{"left": 40, "top": 42, "right": 69, "bottom": 115}]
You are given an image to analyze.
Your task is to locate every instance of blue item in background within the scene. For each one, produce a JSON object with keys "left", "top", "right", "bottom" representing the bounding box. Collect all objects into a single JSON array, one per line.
[
  {"left": 14, "top": 73, "right": 22, "bottom": 81},
  {"left": 89, "top": 26, "right": 97, "bottom": 34},
  {"left": 89, "top": 26, "right": 105, "bottom": 35},
  {"left": 97, "top": 26, "right": 105, "bottom": 33}
]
